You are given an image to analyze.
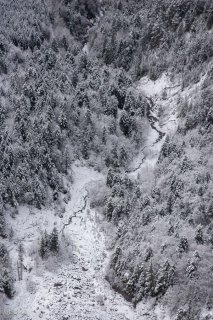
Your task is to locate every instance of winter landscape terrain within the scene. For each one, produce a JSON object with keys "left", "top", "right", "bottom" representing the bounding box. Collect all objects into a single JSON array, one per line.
[{"left": 1, "top": 1, "right": 213, "bottom": 320}]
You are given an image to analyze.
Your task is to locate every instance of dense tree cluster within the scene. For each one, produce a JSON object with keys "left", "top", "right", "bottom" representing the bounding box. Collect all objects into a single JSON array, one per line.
[
  {"left": 0, "top": 0, "right": 147, "bottom": 214},
  {"left": 60, "top": 0, "right": 100, "bottom": 42},
  {"left": 87, "top": 1, "right": 213, "bottom": 317},
  {"left": 0, "top": 243, "right": 14, "bottom": 298},
  {"left": 90, "top": 0, "right": 213, "bottom": 84},
  {"left": 0, "top": 0, "right": 213, "bottom": 318},
  {"left": 108, "top": 92, "right": 213, "bottom": 312},
  {"left": 39, "top": 228, "right": 59, "bottom": 259},
  {"left": 0, "top": 0, "right": 148, "bottom": 302}
]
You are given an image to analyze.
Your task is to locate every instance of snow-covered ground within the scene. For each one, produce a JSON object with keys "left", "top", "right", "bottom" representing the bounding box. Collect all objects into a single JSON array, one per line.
[
  {"left": 138, "top": 74, "right": 180, "bottom": 133},
  {"left": 4, "top": 164, "right": 158, "bottom": 320},
  {"left": 4, "top": 171, "right": 163, "bottom": 320},
  {"left": 4, "top": 74, "right": 181, "bottom": 320},
  {"left": 127, "top": 74, "right": 180, "bottom": 182}
]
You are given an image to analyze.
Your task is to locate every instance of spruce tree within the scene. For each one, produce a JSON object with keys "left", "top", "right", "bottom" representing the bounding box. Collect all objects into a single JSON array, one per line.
[
  {"left": 0, "top": 211, "right": 6, "bottom": 238},
  {"left": 39, "top": 236, "right": 46, "bottom": 259},
  {"left": 144, "top": 262, "right": 155, "bottom": 297},
  {"left": 0, "top": 243, "right": 14, "bottom": 298},
  {"left": 1, "top": 269, "right": 14, "bottom": 298},
  {"left": 119, "top": 111, "right": 134, "bottom": 137},
  {"left": 49, "top": 227, "right": 59, "bottom": 253},
  {"left": 18, "top": 242, "right": 24, "bottom": 264},
  {"left": 195, "top": 225, "right": 204, "bottom": 244},
  {"left": 102, "top": 127, "right": 106, "bottom": 145},
  {"left": 106, "top": 169, "right": 115, "bottom": 188}
]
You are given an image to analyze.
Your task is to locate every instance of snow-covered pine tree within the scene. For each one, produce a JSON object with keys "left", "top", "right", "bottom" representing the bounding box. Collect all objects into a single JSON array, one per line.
[
  {"left": 49, "top": 227, "right": 59, "bottom": 254},
  {"left": 39, "top": 236, "right": 46, "bottom": 259}
]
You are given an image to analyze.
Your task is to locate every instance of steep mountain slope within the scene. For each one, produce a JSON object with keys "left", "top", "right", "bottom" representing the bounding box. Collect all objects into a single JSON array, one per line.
[
  {"left": 88, "top": 1, "right": 213, "bottom": 318},
  {"left": 0, "top": 1, "right": 213, "bottom": 320},
  {"left": 105, "top": 72, "right": 213, "bottom": 318}
]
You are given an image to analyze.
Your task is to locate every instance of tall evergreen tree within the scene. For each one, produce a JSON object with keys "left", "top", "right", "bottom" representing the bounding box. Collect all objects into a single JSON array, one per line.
[{"left": 49, "top": 227, "right": 59, "bottom": 253}]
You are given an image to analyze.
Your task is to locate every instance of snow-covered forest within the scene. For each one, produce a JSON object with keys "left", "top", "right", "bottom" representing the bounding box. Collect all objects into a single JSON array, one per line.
[{"left": 0, "top": 0, "right": 213, "bottom": 319}]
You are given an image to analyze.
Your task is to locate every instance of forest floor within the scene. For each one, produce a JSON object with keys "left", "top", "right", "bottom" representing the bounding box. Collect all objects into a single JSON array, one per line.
[{"left": 4, "top": 74, "right": 180, "bottom": 320}]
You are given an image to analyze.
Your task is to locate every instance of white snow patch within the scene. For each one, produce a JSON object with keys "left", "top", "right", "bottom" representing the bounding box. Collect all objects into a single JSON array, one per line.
[
  {"left": 138, "top": 73, "right": 181, "bottom": 99},
  {"left": 138, "top": 73, "right": 180, "bottom": 134},
  {"left": 6, "top": 164, "right": 154, "bottom": 320},
  {"left": 83, "top": 43, "right": 89, "bottom": 54},
  {"left": 126, "top": 73, "right": 180, "bottom": 182}
]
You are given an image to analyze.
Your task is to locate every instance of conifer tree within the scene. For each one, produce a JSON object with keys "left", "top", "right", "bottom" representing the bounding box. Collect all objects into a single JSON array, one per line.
[
  {"left": 18, "top": 242, "right": 24, "bottom": 263},
  {"left": 39, "top": 236, "right": 46, "bottom": 259},
  {"left": 59, "top": 112, "right": 68, "bottom": 130},
  {"left": 106, "top": 169, "right": 115, "bottom": 188},
  {"left": 0, "top": 211, "right": 6, "bottom": 239},
  {"left": 49, "top": 227, "right": 59, "bottom": 253},
  {"left": 119, "top": 111, "right": 134, "bottom": 137},
  {"left": 195, "top": 225, "right": 204, "bottom": 244},
  {"left": 0, "top": 243, "right": 14, "bottom": 298},
  {"left": 102, "top": 127, "right": 106, "bottom": 145},
  {"left": 1, "top": 269, "right": 14, "bottom": 298}
]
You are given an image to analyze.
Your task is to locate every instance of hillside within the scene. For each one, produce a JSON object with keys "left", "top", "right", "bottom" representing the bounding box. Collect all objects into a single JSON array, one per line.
[{"left": 0, "top": 1, "right": 213, "bottom": 320}]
